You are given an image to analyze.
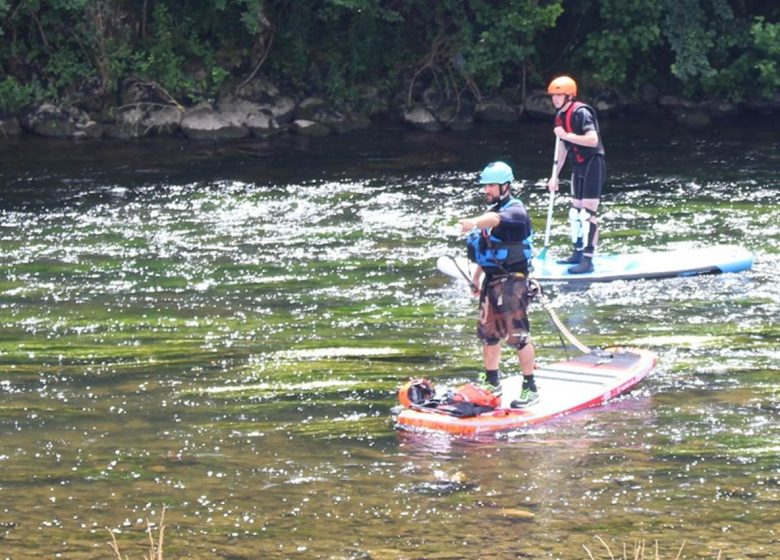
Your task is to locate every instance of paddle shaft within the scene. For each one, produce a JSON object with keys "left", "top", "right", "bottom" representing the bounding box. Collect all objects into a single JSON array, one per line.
[
  {"left": 449, "top": 256, "right": 479, "bottom": 294},
  {"left": 542, "top": 136, "right": 560, "bottom": 249}
]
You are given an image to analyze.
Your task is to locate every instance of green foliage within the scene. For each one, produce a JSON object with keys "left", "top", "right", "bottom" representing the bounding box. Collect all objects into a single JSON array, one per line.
[
  {"left": 465, "top": 0, "right": 564, "bottom": 90},
  {"left": 267, "top": 1, "right": 408, "bottom": 106},
  {"left": 44, "top": 44, "right": 92, "bottom": 92},
  {"left": 266, "top": 7, "right": 314, "bottom": 91},
  {"left": 660, "top": 0, "right": 744, "bottom": 97},
  {"left": 0, "top": 0, "right": 7, "bottom": 36},
  {"left": 580, "top": 0, "right": 663, "bottom": 87},
  {"left": 751, "top": 16, "right": 780, "bottom": 99},
  {"left": 663, "top": 0, "right": 717, "bottom": 89},
  {"left": 236, "top": 0, "right": 269, "bottom": 35},
  {"left": 0, "top": 76, "right": 45, "bottom": 111},
  {"left": 0, "top": 0, "right": 778, "bottom": 113},
  {"left": 143, "top": 4, "right": 189, "bottom": 96},
  {"left": 656, "top": 1, "right": 778, "bottom": 102}
]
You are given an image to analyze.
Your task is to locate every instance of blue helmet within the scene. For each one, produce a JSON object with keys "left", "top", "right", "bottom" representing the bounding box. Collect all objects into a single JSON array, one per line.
[{"left": 479, "top": 161, "right": 514, "bottom": 185}]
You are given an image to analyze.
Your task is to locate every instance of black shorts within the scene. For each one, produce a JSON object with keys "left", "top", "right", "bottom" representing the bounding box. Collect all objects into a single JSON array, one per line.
[
  {"left": 572, "top": 154, "right": 606, "bottom": 200},
  {"left": 477, "top": 274, "right": 531, "bottom": 348}
]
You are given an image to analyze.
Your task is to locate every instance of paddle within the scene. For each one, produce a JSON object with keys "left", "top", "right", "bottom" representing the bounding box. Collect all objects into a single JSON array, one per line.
[
  {"left": 537, "top": 136, "right": 560, "bottom": 261},
  {"left": 447, "top": 255, "right": 479, "bottom": 294}
]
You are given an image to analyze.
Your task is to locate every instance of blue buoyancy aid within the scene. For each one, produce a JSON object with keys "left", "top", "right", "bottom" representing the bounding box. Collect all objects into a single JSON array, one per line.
[{"left": 466, "top": 198, "right": 533, "bottom": 273}]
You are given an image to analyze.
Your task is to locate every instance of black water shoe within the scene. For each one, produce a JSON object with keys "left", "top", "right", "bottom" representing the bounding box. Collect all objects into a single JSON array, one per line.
[
  {"left": 568, "top": 256, "right": 594, "bottom": 274},
  {"left": 556, "top": 250, "right": 582, "bottom": 265}
]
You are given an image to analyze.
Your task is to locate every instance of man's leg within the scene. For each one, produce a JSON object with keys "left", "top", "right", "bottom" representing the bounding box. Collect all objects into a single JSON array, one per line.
[
  {"left": 483, "top": 343, "right": 501, "bottom": 371},
  {"left": 511, "top": 342, "right": 539, "bottom": 408},
  {"left": 517, "top": 343, "right": 534, "bottom": 376},
  {"left": 558, "top": 199, "right": 585, "bottom": 264},
  {"left": 477, "top": 344, "right": 502, "bottom": 393},
  {"left": 477, "top": 282, "right": 503, "bottom": 392},
  {"left": 568, "top": 155, "right": 605, "bottom": 273},
  {"left": 568, "top": 198, "right": 599, "bottom": 274}
]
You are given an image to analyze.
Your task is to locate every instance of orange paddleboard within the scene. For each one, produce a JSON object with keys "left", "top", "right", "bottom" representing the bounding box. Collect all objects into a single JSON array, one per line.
[{"left": 395, "top": 348, "right": 656, "bottom": 436}]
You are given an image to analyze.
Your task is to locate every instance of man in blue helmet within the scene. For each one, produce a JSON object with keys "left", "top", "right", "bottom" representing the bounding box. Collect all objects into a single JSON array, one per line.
[{"left": 458, "top": 161, "right": 539, "bottom": 408}]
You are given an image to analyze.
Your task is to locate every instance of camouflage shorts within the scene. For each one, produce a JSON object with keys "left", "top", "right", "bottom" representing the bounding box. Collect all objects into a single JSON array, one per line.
[{"left": 477, "top": 274, "right": 531, "bottom": 348}]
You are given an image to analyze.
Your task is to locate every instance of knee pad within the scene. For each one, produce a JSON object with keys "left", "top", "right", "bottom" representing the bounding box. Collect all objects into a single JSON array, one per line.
[
  {"left": 512, "top": 332, "right": 531, "bottom": 350},
  {"left": 568, "top": 207, "right": 581, "bottom": 243},
  {"left": 577, "top": 208, "right": 593, "bottom": 245},
  {"left": 580, "top": 209, "right": 598, "bottom": 252}
]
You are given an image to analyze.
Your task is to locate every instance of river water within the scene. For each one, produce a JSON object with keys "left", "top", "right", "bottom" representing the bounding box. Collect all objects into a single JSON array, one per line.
[{"left": 0, "top": 117, "right": 778, "bottom": 559}]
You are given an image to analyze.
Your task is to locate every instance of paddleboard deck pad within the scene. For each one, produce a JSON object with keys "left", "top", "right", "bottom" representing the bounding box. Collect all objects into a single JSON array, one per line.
[
  {"left": 394, "top": 347, "right": 656, "bottom": 436},
  {"left": 437, "top": 244, "right": 753, "bottom": 284}
]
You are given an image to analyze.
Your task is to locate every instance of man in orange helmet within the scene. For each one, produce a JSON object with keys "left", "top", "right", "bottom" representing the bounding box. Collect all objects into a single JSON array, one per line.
[{"left": 546, "top": 75, "right": 606, "bottom": 274}]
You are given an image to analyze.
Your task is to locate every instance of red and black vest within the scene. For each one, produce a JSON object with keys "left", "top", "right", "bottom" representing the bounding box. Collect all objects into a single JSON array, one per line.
[{"left": 554, "top": 101, "right": 605, "bottom": 164}]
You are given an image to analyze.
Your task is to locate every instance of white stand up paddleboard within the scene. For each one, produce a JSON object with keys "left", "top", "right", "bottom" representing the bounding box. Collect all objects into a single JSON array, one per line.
[
  {"left": 395, "top": 348, "right": 656, "bottom": 436},
  {"left": 437, "top": 244, "right": 753, "bottom": 284}
]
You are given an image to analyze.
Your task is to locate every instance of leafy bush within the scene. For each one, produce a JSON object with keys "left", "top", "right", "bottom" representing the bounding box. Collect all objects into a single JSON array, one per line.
[
  {"left": 0, "top": 0, "right": 778, "bottom": 113},
  {"left": 751, "top": 16, "right": 780, "bottom": 99},
  {"left": 0, "top": 76, "right": 45, "bottom": 111},
  {"left": 465, "top": 0, "right": 564, "bottom": 92},
  {"left": 580, "top": 0, "right": 663, "bottom": 88}
]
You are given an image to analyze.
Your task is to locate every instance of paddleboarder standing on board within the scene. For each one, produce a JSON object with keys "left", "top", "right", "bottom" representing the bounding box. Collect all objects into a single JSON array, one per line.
[
  {"left": 547, "top": 75, "right": 606, "bottom": 274},
  {"left": 458, "top": 161, "right": 539, "bottom": 408}
]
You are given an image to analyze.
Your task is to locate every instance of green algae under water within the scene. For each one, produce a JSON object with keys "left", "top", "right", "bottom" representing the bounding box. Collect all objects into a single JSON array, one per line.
[{"left": 0, "top": 118, "right": 778, "bottom": 559}]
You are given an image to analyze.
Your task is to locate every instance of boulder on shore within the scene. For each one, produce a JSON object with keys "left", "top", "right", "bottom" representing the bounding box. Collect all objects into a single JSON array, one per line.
[
  {"left": 109, "top": 104, "right": 183, "bottom": 138},
  {"left": 217, "top": 78, "right": 297, "bottom": 124},
  {"left": 180, "top": 103, "right": 250, "bottom": 140},
  {"left": 403, "top": 105, "right": 442, "bottom": 131},
  {"left": 522, "top": 91, "right": 554, "bottom": 120},
  {"left": 290, "top": 119, "right": 331, "bottom": 137},
  {"left": 0, "top": 115, "right": 22, "bottom": 136},
  {"left": 475, "top": 97, "right": 519, "bottom": 122},
  {"left": 19, "top": 103, "right": 100, "bottom": 139}
]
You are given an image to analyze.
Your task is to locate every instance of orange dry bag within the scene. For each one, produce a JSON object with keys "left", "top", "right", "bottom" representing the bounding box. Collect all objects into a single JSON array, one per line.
[{"left": 451, "top": 383, "right": 500, "bottom": 408}]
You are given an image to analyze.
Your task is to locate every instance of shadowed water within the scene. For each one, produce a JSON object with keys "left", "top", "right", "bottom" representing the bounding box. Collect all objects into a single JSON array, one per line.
[{"left": 0, "top": 117, "right": 778, "bottom": 559}]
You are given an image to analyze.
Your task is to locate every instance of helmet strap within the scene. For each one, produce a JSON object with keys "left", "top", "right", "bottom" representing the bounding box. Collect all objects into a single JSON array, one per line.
[{"left": 499, "top": 182, "right": 511, "bottom": 200}]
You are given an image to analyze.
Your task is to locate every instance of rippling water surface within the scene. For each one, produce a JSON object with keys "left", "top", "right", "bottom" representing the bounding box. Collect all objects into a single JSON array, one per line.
[{"left": 0, "top": 118, "right": 778, "bottom": 559}]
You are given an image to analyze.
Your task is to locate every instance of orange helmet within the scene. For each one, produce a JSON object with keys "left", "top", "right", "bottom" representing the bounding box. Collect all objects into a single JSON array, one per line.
[
  {"left": 547, "top": 75, "right": 577, "bottom": 96},
  {"left": 397, "top": 378, "right": 435, "bottom": 408}
]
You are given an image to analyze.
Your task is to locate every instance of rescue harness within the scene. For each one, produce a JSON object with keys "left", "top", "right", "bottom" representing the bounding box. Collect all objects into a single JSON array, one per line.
[{"left": 465, "top": 198, "right": 533, "bottom": 274}]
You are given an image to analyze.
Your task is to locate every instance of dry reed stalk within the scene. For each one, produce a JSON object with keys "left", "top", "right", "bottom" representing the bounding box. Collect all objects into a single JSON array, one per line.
[
  {"left": 107, "top": 528, "right": 125, "bottom": 560},
  {"left": 106, "top": 505, "right": 167, "bottom": 560},
  {"left": 582, "top": 536, "right": 726, "bottom": 560},
  {"left": 145, "top": 505, "right": 166, "bottom": 560}
]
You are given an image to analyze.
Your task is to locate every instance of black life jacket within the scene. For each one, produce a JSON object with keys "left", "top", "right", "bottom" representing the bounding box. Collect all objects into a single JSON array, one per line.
[{"left": 555, "top": 101, "right": 605, "bottom": 164}]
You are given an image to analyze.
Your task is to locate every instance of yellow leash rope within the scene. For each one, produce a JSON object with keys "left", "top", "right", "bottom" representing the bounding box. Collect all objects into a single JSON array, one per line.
[{"left": 529, "top": 278, "right": 593, "bottom": 354}]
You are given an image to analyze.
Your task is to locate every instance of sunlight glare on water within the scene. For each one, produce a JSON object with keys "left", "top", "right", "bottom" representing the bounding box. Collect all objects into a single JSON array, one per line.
[{"left": 0, "top": 121, "right": 778, "bottom": 558}]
